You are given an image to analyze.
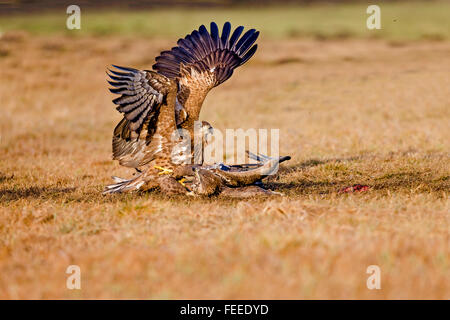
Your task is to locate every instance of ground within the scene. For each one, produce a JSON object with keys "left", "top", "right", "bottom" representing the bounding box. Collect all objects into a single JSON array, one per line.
[{"left": 0, "top": 3, "right": 449, "bottom": 299}]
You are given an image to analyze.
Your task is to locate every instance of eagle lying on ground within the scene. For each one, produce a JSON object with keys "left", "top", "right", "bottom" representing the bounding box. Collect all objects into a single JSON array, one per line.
[{"left": 103, "top": 22, "right": 288, "bottom": 196}]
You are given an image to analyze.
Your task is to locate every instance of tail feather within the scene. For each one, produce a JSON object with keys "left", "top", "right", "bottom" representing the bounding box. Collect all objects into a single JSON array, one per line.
[
  {"left": 103, "top": 174, "right": 145, "bottom": 194},
  {"left": 246, "top": 151, "right": 291, "bottom": 164},
  {"left": 111, "top": 176, "right": 128, "bottom": 183},
  {"left": 153, "top": 22, "right": 259, "bottom": 86}
]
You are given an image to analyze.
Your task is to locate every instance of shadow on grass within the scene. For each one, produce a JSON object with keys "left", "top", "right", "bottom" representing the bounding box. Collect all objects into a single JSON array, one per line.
[
  {"left": 1, "top": 154, "right": 447, "bottom": 202},
  {"left": 271, "top": 155, "right": 449, "bottom": 196},
  {"left": 0, "top": 186, "right": 77, "bottom": 202},
  {"left": 266, "top": 180, "right": 339, "bottom": 196},
  {"left": 266, "top": 155, "right": 363, "bottom": 195},
  {"left": 279, "top": 155, "right": 365, "bottom": 173},
  {"left": 0, "top": 184, "right": 173, "bottom": 205}
]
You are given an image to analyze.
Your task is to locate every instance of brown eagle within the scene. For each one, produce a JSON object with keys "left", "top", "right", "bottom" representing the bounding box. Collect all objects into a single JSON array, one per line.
[{"left": 104, "top": 22, "right": 259, "bottom": 194}]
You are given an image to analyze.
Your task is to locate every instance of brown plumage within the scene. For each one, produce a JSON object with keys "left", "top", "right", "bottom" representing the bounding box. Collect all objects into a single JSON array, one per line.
[
  {"left": 104, "top": 22, "right": 259, "bottom": 193},
  {"left": 189, "top": 153, "right": 291, "bottom": 197}
]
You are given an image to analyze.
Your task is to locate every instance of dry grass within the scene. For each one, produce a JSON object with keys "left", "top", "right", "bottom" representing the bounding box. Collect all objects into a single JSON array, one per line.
[{"left": 0, "top": 28, "right": 449, "bottom": 299}]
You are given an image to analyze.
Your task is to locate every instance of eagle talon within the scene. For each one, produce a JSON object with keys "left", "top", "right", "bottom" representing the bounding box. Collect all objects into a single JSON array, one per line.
[
  {"left": 154, "top": 165, "right": 173, "bottom": 175},
  {"left": 178, "top": 178, "right": 187, "bottom": 187}
]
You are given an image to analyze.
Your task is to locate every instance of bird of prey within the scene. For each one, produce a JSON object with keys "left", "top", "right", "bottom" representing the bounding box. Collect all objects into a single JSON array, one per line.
[
  {"left": 104, "top": 22, "right": 260, "bottom": 194},
  {"left": 190, "top": 152, "right": 291, "bottom": 197}
]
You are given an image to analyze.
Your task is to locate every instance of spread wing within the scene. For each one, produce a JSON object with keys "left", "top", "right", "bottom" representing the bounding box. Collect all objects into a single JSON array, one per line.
[
  {"left": 108, "top": 65, "right": 172, "bottom": 134},
  {"left": 152, "top": 22, "right": 259, "bottom": 111},
  {"left": 107, "top": 65, "right": 173, "bottom": 168}
]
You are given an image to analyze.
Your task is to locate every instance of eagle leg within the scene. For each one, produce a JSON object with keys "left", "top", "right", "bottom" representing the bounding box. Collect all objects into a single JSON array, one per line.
[
  {"left": 178, "top": 178, "right": 187, "bottom": 187},
  {"left": 157, "top": 175, "right": 190, "bottom": 195},
  {"left": 154, "top": 166, "right": 188, "bottom": 188},
  {"left": 154, "top": 165, "right": 173, "bottom": 175}
]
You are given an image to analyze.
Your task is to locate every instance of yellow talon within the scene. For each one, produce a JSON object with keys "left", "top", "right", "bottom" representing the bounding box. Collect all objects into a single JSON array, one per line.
[
  {"left": 154, "top": 165, "right": 173, "bottom": 175},
  {"left": 178, "top": 178, "right": 186, "bottom": 187}
]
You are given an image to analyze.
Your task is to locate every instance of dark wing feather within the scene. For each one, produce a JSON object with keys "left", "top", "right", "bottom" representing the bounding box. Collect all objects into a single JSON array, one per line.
[
  {"left": 108, "top": 65, "right": 174, "bottom": 168},
  {"left": 152, "top": 21, "right": 259, "bottom": 88},
  {"left": 220, "top": 22, "right": 231, "bottom": 49},
  {"left": 107, "top": 65, "right": 172, "bottom": 133},
  {"left": 112, "top": 116, "right": 160, "bottom": 168}
]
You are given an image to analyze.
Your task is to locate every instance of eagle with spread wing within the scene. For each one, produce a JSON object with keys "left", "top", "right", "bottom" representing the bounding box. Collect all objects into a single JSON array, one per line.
[{"left": 104, "top": 22, "right": 260, "bottom": 194}]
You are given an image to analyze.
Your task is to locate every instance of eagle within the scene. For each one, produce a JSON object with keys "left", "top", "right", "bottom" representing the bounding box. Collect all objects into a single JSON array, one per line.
[{"left": 104, "top": 22, "right": 260, "bottom": 194}]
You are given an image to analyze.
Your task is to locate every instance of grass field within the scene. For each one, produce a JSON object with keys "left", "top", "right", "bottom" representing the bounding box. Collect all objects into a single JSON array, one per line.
[
  {"left": 1, "top": 1, "right": 450, "bottom": 40},
  {"left": 0, "top": 2, "right": 449, "bottom": 299}
]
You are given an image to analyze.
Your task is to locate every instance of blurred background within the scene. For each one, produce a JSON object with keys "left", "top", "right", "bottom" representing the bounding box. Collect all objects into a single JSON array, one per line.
[{"left": 0, "top": 0, "right": 449, "bottom": 40}]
